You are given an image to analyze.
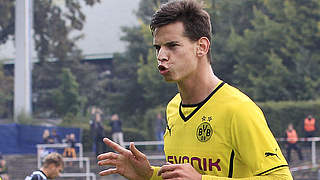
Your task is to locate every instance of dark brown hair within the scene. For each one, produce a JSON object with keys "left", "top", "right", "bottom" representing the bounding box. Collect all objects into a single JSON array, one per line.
[{"left": 150, "top": 0, "right": 212, "bottom": 60}]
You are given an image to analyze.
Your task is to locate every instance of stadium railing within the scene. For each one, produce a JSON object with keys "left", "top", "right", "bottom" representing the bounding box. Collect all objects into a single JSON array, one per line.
[
  {"left": 60, "top": 172, "right": 96, "bottom": 180},
  {"left": 277, "top": 137, "right": 320, "bottom": 167},
  {"left": 61, "top": 157, "right": 96, "bottom": 180},
  {"left": 124, "top": 140, "right": 165, "bottom": 160},
  {"left": 36, "top": 143, "right": 83, "bottom": 168}
]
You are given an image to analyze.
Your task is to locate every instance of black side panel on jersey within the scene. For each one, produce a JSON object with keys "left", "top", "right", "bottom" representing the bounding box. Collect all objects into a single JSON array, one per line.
[{"left": 228, "top": 150, "right": 235, "bottom": 178}]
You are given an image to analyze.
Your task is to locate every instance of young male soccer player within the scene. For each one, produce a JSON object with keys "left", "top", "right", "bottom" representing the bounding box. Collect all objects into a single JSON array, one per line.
[
  {"left": 97, "top": 0, "right": 293, "bottom": 179},
  {"left": 25, "top": 152, "right": 64, "bottom": 180}
]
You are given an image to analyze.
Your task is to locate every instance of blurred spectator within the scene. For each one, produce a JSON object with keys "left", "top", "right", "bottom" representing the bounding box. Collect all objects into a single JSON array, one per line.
[
  {"left": 49, "top": 129, "right": 61, "bottom": 144},
  {"left": 25, "top": 152, "right": 64, "bottom": 180},
  {"left": 39, "top": 129, "right": 51, "bottom": 158},
  {"left": 46, "top": 129, "right": 61, "bottom": 153},
  {"left": 285, "top": 123, "right": 303, "bottom": 163},
  {"left": 89, "top": 106, "right": 97, "bottom": 154},
  {"left": 110, "top": 114, "right": 124, "bottom": 147},
  {"left": 92, "top": 112, "right": 106, "bottom": 156},
  {"left": 62, "top": 134, "right": 70, "bottom": 144},
  {"left": 304, "top": 114, "right": 316, "bottom": 138},
  {"left": 42, "top": 129, "right": 50, "bottom": 144},
  {"left": 0, "top": 153, "right": 9, "bottom": 180},
  {"left": 40, "top": 129, "right": 51, "bottom": 158},
  {"left": 89, "top": 106, "right": 103, "bottom": 154},
  {"left": 154, "top": 112, "right": 165, "bottom": 151},
  {"left": 63, "top": 133, "right": 76, "bottom": 166}
]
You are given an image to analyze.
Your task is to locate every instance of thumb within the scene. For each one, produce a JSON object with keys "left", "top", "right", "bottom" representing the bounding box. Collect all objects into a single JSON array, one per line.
[{"left": 129, "top": 142, "right": 146, "bottom": 160}]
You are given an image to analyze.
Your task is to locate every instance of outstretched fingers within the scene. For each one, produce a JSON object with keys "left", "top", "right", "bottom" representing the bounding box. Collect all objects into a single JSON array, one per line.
[
  {"left": 97, "top": 151, "right": 118, "bottom": 160},
  {"left": 99, "top": 168, "right": 118, "bottom": 176},
  {"left": 129, "top": 142, "right": 147, "bottom": 161},
  {"left": 97, "top": 158, "right": 118, "bottom": 167},
  {"left": 97, "top": 139, "right": 153, "bottom": 180},
  {"left": 102, "top": 138, "right": 129, "bottom": 155}
]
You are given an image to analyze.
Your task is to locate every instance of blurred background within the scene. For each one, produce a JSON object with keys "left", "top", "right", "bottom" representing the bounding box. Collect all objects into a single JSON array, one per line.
[{"left": 0, "top": 0, "right": 319, "bottom": 179}]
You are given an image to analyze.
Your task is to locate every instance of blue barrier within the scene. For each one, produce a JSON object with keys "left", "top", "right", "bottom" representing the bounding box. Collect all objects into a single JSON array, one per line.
[{"left": 0, "top": 123, "right": 81, "bottom": 154}]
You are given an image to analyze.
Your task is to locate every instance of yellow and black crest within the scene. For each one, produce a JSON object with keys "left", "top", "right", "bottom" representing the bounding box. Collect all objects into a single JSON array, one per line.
[{"left": 196, "top": 121, "right": 213, "bottom": 142}]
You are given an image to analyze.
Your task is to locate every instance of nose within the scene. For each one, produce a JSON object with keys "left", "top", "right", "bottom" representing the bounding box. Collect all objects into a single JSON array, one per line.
[{"left": 157, "top": 48, "right": 168, "bottom": 62}]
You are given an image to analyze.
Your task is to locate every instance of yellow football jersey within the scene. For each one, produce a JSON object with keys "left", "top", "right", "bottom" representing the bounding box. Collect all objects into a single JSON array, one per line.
[{"left": 162, "top": 82, "right": 288, "bottom": 178}]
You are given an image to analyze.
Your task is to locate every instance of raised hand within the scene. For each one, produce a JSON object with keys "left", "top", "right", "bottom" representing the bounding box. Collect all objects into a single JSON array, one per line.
[
  {"left": 158, "top": 163, "right": 202, "bottom": 180},
  {"left": 97, "top": 138, "right": 154, "bottom": 180}
]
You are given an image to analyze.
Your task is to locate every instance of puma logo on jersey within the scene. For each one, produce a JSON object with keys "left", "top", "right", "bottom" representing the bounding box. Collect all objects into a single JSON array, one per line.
[
  {"left": 265, "top": 152, "right": 280, "bottom": 159},
  {"left": 167, "top": 124, "right": 173, "bottom": 135}
]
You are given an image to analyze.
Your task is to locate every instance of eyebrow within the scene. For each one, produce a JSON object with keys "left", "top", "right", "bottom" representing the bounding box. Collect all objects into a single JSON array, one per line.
[{"left": 153, "top": 41, "right": 180, "bottom": 47}]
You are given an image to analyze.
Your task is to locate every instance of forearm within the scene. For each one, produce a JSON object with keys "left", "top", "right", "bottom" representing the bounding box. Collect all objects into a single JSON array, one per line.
[{"left": 202, "top": 168, "right": 292, "bottom": 180}]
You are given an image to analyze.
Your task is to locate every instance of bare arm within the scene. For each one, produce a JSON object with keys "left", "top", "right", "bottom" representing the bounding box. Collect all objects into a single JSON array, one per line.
[{"left": 97, "top": 138, "right": 154, "bottom": 180}]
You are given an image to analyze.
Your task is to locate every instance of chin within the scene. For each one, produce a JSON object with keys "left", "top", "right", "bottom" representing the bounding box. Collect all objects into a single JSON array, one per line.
[{"left": 164, "top": 77, "right": 176, "bottom": 82}]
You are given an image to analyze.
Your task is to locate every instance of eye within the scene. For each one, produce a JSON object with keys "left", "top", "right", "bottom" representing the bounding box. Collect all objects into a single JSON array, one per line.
[
  {"left": 168, "top": 43, "right": 177, "bottom": 47},
  {"left": 153, "top": 45, "right": 160, "bottom": 52},
  {"left": 167, "top": 42, "right": 179, "bottom": 49}
]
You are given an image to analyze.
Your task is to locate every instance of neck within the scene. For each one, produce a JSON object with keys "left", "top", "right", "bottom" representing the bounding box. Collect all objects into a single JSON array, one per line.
[
  {"left": 40, "top": 167, "right": 49, "bottom": 178},
  {"left": 177, "top": 64, "right": 220, "bottom": 104}
]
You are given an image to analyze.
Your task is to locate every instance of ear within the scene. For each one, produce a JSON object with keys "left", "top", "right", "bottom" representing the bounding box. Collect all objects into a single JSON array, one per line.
[{"left": 196, "top": 37, "right": 210, "bottom": 57}]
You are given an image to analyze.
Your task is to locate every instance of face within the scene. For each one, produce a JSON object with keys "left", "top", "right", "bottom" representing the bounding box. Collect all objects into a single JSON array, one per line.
[
  {"left": 96, "top": 113, "right": 101, "bottom": 122},
  {"left": 47, "top": 164, "right": 63, "bottom": 179},
  {"left": 153, "top": 22, "right": 199, "bottom": 82}
]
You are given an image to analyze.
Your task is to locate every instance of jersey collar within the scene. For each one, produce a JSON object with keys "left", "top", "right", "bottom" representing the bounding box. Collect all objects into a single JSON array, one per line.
[{"left": 179, "top": 82, "right": 225, "bottom": 122}]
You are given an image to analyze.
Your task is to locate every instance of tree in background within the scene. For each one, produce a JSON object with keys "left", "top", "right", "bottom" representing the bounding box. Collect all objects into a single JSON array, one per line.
[
  {"left": 227, "top": 0, "right": 320, "bottom": 101},
  {"left": 98, "top": 29, "right": 149, "bottom": 129},
  {"left": 98, "top": 0, "right": 176, "bottom": 131},
  {"left": 52, "top": 68, "right": 84, "bottom": 121},
  {"left": 208, "top": 0, "right": 260, "bottom": 84},
  {"left": 0, "top": 64, "right": 13, "bottom": 118},
  {"left": 0, "top": 0, "right": 101, "bottom": 119}
]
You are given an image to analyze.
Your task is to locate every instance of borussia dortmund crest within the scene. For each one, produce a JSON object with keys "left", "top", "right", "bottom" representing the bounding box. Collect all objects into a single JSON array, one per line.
[{"left": 196, "top": 122, "right": 213, "bottom": 142}]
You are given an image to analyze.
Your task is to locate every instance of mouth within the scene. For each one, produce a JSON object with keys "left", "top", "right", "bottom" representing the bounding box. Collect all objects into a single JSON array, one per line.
[
  {"left": 158, "top": 65, "right": 167, "bottom": 71},
  {"left": 158, "top": 65, "right": 169, "bottom": 75}
]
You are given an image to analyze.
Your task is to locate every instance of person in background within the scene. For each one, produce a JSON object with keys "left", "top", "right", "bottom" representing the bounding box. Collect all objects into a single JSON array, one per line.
[
  {"left": 0, "top": 153, "right": 9, "bottom": 180},
  {"left": 304, "top": 114, "right": 316, "bottom": 138},
  {"left": 93, "top": 112, "right": 106, "bottom": 156},
  {"left": 49, "top": 129, "right": 61, "bottom": 144},
  {"left": 25, "top": 152, "right": 64, "bottom": 180},
  {"left": 285, "top": 123, "right": 303, "bottom": 163},
  {"left": 42, "top": 129, "right": 50, "bottom": 144},
  {"left": 40, "top": 129, "right": 51, "bottom": 157},
  {"left": 46, "top": 129, "right": 61, "bottom": 153},
  {"left": 63, "top": 133, "right": 77, "bottom": 166},
  {"left": 110, "top": 114, "right": 124, "bottom": 147},
  {"left": 89, "top": 106, "right": 97, "bottom": 154},
  {"left": 90, "top": 106, "right": 104, "bottom": 154},
  {"left": 154, "top": 112, "right": 165, "bottom": 151}
]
